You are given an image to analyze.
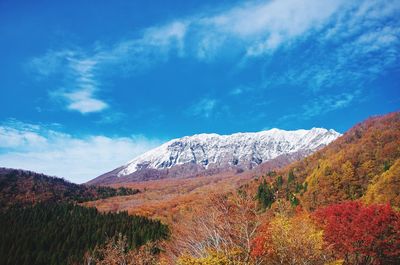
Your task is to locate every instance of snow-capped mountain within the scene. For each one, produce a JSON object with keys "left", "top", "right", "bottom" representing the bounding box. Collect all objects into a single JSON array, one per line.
[{"left": 89, "top": 128, "right": 341, "bottom": 185}]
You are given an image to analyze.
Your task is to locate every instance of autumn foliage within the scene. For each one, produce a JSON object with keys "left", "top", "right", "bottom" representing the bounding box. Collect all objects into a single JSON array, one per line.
[
  {"left": 314, "top": 201, "right": 400, "bottom": 265},
  {"left": 364, "top": 158, "right": 400, "bottom": 206},
  {"left": 82, "top": 112, "right": 400, "bottom": 264},
  {"left": 251, "top": 203, "right": 334, "bottom": 265},
  {"left": 172, "top": 191, "right": 261, "bottom": 263},
  {"left": 85, "top": 233, "right": 163, "bottom": 265},
  {"left": 1, "top": 113, "right": 396, "bottom": 264},
  {"left": 269, "top": 112, "right": 400, "bottom": 209}
]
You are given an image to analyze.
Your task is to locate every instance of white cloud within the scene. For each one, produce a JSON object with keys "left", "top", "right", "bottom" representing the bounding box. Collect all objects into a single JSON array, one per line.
[
  {"left": 143, "top": 21, "right": 188, "bottom": 55},
  {"left": 202, "top": 0, "right": 344, "bottom": 56},
  {"left": 0, "top": 121, "right": 161, "bottom": 183},
  {"left": 62, "top": 89, "right": 108, "bottom": 114},
  {"left": 209, "top": 0, "right": 342, "bottom": 36}
]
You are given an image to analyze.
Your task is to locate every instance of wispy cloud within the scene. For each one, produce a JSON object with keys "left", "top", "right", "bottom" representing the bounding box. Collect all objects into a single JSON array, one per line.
[
  {"left": 262, "top": 0, "right": 400, "bottom": 93},
  {"left": 229, "top": 86, "right": 254, "bottom": 96},
  {"left": 278, "top": 90, "right": 361, "bottom": 124},
  {"left": 302, "top": 91, "right": 360, "bottom": 119},
  {"left": 142, "top": 21, "right": 187, "bottom": 56},
  {"left": 28, "top": 0, "right": 400, "bottom": 114},
  {"left": 29, "top": 20, "right": 189, "bottom": 114},
  {"left": 0, "top": 120, "right": 161, "bottom": 183},
  {"left": 30, "top": 50, "right": 109, "bottom": 114},
  {"left": 188, "top": 98, "right": 218, "bottom": 118}
]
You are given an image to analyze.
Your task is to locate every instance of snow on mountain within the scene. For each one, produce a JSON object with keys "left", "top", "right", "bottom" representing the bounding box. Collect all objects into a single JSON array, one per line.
[{"left": 116, "top": 128, "right": 341, "bottom": 177}]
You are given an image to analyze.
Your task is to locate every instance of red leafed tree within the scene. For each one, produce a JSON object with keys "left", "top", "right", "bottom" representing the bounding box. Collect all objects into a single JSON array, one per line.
[{"left": 314, "top": 201, "right": 400, "bottom": 265}]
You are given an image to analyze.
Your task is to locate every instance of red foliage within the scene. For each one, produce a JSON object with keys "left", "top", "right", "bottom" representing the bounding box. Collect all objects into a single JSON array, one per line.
[
  {"left": 251, "top": 223, "right": 271, "bottom": 258},
  {"left": 314, "top": 201, "right": 400, "bottom": 264}
]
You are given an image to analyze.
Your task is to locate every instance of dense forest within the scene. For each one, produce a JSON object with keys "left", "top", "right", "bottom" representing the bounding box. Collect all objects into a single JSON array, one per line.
[
  {"left": 0, "top": 202, "right": 169, "bottom": 265},
  {"left": 0, "top": 168, "right": 140, "bottom": 208},
  {"left": 0, "top": 168, "right": 170, "bottom": 264}
]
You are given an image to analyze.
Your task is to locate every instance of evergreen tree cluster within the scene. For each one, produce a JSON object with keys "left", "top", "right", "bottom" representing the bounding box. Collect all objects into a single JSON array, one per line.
[
  {"left": 256, "top": 179, "right": 275, "bottom": 210},
  {"left": 256, "top": 170, "right": 307, "bottom": 209},
  {"left": 0, "top": 202, "right": 169, "bottom": 265}
]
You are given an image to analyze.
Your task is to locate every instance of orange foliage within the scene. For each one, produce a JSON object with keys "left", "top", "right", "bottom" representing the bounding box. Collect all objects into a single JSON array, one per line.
[{"left": 270, "top": 112, "right": 400, "bottom": 209}]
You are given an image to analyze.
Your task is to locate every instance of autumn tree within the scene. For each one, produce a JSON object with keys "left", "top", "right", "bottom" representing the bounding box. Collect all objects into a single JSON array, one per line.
[
  {"left": 177, "top": 250, "right": 243, "bottom": 265},
  {"left": 314, "top": 201, "right": 400, "bottom": 265},
  {"left": 174, "top": 192, "right": 261, "bottom": 264},
  {"left": 251, "top": 208, "right": 334, "bottom": 265},
  {"left": 85, "top": 233, "right": 162, "bottom": 265},
  {"left": 364, "top": 159, "right": 400, "bottom": 207},
  {"left": 270, "top": 112, "right": 400, "bottom": 210}
]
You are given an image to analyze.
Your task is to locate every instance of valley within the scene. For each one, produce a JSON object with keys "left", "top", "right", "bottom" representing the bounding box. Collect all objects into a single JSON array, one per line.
[{"left": 83, "top": 171, "right": 253, "bottom": 224}]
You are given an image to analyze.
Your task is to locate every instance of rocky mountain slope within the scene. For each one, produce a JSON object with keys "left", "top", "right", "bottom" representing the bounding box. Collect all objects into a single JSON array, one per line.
[{"left": 89, "top": 128, "right": 340, "bottom": 185}]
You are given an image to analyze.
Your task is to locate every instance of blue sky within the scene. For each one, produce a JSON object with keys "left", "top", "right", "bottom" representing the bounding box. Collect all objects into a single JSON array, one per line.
[{"left": 0, "top": 0, "right": 399, "bottom": 183}]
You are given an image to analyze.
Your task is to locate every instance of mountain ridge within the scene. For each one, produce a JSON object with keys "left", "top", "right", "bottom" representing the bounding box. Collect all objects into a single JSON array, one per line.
[{"left": 89, "top": 127, "right": 341, "bottom": 185}]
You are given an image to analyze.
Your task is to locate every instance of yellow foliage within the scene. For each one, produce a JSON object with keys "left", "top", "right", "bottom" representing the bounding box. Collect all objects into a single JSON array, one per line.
[
  {"left": 275, "top": 112, "right": 400, "bottom": 210},
  {"left": 360, "top": 160, "right": 375, "bottom": 178},
  {"left": 341, "top": 161, "right": 355, "bottom": 181},
  {"left": 324, "top": 260, "right": 344, "bottom": 265},
  {"left": 258, "top": 212, "right": 333, "bottom": 265},
  {"left": 177, "top": 250, "right": 243, "bottom": 265},
  {"left": 364, "top": 159, "right": 400, "bottom": 207}
]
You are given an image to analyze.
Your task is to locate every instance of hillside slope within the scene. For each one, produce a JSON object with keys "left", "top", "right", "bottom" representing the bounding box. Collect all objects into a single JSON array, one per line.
[
  {"left": 0, "top": 168, "right": 139, "bottom": 208},
  {"left": 260, "top": 112, "right": 400, "bottom": 209}
]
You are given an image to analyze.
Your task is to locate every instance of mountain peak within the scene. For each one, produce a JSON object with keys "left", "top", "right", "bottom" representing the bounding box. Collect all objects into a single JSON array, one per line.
[{"left": 110, "top": 128, "right": 340, "bottom": 180}]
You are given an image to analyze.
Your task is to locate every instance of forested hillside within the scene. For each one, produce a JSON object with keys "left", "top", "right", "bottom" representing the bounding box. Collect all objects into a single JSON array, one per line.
[
  {"left": 0, "top": 168, "right": 139, "bottom": 208},
  {"left": 0, "top": 168, "right": 169, "bottom": 264},
  {"left": 254, "top": 112, "right": 400, "bottom": 210},
  {"left": 0, "top": 203, "right": 169, "bottom": 265}
]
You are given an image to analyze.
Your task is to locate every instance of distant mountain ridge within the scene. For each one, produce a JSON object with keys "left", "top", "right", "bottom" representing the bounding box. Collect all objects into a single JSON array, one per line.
[
  {"left": 89, "top": 128, "right": 341, "bottom": 185},
  {"left": 0, "top": 168, "right": 139, "bottom": 208}
]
